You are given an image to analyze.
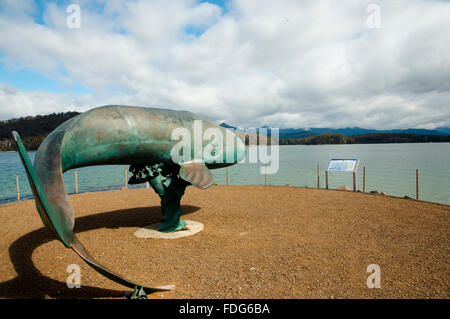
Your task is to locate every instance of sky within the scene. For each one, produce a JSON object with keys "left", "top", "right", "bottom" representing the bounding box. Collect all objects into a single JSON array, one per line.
[{"left": 0, "top": 0, "right": 449, "bottom": 129}]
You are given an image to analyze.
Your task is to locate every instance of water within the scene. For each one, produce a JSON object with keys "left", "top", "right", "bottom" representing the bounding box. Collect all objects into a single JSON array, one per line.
[{"left": 0, "top": 143, "right": 449, "bottom": 205}]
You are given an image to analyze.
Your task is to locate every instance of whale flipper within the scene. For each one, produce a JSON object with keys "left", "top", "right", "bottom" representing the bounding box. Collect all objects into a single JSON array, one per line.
[
  {"left": 12, "top": 131, "right": 173, "bottom": 295},
  {"left": 179, "top": 161, "right": 214, "bottom": 189}
]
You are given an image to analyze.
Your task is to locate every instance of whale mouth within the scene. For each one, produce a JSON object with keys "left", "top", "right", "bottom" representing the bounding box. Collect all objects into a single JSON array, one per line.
[
  {"left": 207, "top": 132, "right": 246, "bottom": 169},
  {"left": 206, "top": 162, "right": 235, "bottom": 169}
]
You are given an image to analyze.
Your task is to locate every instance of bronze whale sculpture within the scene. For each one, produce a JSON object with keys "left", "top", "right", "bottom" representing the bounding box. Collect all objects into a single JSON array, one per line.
[{"left": 12, "top": 105, "right": 246, "bottom": 297}]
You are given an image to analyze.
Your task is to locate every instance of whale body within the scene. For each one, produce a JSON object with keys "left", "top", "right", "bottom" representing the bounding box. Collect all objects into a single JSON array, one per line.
[{"left": 12, "top": 105, "right": 245, "bottom": 295}]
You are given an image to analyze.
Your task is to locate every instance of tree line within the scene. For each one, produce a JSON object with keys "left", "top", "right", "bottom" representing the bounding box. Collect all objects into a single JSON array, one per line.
[
  {"left": 0, "top": 111, "right": 80, "bottom": 151},
  {"left": 279, "top": 132, "right": 450, "bottom": 145},
  {"left": 0, "top": 111, "right": 448, "bottom": 151}
]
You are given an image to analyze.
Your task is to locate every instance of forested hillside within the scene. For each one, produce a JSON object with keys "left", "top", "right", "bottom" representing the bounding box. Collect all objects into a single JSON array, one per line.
[
  {"left": 1, "top": 111, "right": 449, "bottom": 151},
  {"left": 0, "top": 112, "right": 80, "bottom": 151},
  {"left": 279, "top": 132, "right": 450, "bottom": 145}
]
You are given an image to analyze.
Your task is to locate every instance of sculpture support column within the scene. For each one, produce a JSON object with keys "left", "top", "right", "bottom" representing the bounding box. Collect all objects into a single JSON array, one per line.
[
  {"left": 129, "top": 163, "right": 189, "bottom": 233},
  {"left": 151, "top": 174, "right": 188, "bottom": 232}
]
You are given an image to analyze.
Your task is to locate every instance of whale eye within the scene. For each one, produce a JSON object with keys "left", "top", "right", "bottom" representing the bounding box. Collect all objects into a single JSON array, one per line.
[{"left": 205, "top": 142, "right": 222, "bottom": 162}]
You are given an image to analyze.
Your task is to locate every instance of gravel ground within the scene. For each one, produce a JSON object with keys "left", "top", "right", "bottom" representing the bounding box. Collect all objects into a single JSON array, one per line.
[{"left": 0, "top": 185, "right": 448, "bottom": 299}]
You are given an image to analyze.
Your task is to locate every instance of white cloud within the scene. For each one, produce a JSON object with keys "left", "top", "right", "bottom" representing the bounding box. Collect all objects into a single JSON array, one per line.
[
  {"left": 0, "top": 0, "right": 449, "bottom": 129},
  {"left": 0, "top": 83, "right": 94, "bottom": 118}
]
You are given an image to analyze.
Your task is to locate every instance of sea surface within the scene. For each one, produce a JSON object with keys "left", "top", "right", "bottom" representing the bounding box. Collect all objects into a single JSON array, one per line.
[{"left": 0, "top": 143, "right": 449, "bottom": 205}]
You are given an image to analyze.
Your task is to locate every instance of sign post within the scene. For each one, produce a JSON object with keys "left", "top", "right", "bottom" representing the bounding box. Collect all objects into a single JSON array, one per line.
[{"left": 326, "top": 159, "right": 360, "bottom": 191}]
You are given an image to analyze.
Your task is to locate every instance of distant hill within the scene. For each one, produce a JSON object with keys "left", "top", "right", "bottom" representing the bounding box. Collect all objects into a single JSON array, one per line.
[
  {"left": 220, "top": 122, "right": 450, "bottom": 145},
  {"left": 219, "top": 123, "right": 450, "bottom": 139},
  {"left": 0, "top": 111, "right": 80, "bottom": 151},
  {"left": 280, "top": 132, "right": 450, "bottom": 145},
  {"left": 0, "top": 111, "right": 81, "bottom": 139},
  {"left": 218, "top": 122, "right": 237, "bottom": 130},
  {"left": 1, "top": 116, "right": 448, "bottom": 151},
  {"left": 435, "top": 126, "right": 450, "bottom": 135},
  {"left": 220, "top": 123, "right": 316, "bottom": 139},
  {"left": 279, "top": 131, "right": 317, "bottom": 139},
  {"left": 283, "top": 127, "right": 448, "bottom": 137}
]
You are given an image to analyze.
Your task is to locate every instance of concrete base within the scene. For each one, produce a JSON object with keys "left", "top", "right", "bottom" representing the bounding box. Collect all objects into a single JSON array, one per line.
[{"left": 134, "top": 220, "right": 204, "bottom": 239}]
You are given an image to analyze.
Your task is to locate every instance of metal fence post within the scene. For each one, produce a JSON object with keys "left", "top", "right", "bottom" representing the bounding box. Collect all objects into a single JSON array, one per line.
[
  {"left": 16, "top": 175, "right": 20, "bottom": 201},
  {"left": 317, "top": 164, "right": 320, "bottom": 188},
  {"left": 265, "top": 164, "right": 267, "bottom": 186},
  {"left": 75, "top": 170, "right": 78, "bottom": 194},
  {"left": 416, "top": 169, "right": 419, "bottom": 200}
]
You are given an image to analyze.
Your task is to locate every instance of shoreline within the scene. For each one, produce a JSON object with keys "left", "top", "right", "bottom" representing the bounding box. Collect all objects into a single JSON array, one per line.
[
  {"left": 1, "top": 141, "right": 450, "bottom": 153},
  {"left": 2, "top": 184, "right": 449, "bottom": 208}
]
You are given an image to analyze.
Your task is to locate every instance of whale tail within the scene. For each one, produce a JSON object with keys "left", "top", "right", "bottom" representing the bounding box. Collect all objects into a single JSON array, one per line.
[
  {"left": 12, "top": 131, "right": 73, "bottom": 246},
  {"left": 11, "top": 131, "right": 173, "bottom": 295}
]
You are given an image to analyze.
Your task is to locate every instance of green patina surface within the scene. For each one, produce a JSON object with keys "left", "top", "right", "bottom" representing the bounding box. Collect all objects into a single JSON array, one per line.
[
  {"left": 12, "top": 131, "right": 74, "bottom": 247},
  {"left": 129, "top": 163, "right": 190, "bottom": 232},
  {"left": 12, "top": 105, "right": 246, "bottom": 295}
]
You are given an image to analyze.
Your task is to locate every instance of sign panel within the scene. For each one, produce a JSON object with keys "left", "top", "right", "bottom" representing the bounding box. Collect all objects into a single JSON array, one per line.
[{"left": 327, "top": 159, "right": 359, "bottom": 172}]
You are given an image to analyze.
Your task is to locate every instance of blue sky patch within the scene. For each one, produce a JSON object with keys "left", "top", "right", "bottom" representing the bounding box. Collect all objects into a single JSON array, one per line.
[
  {"left": 1, "top": 0, "right": 230, "bottom": 93},
  {"left": 0, "top": 58, "right": 90, "bottom": 94}
]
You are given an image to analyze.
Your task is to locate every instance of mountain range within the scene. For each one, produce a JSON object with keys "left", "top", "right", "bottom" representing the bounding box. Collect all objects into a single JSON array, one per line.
[
  {"left": 0, "top": 112, "right": 448, "bottom": 151},
  {"left": 219, "top": 123, "right": 450, "bottom": 139}
]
